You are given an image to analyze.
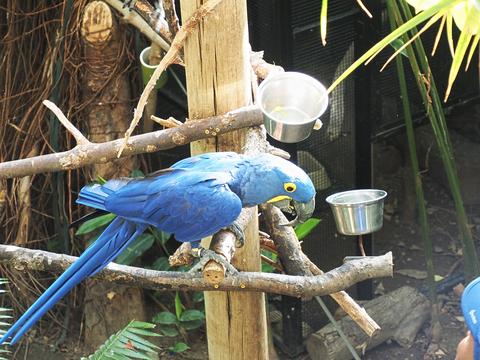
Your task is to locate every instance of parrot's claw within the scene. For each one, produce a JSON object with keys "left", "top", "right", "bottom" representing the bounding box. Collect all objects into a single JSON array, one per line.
[
  {"left": 226, "top": 222, "right": 245, "bottom": 248},
  {"left": 189, "top": 249, "right": 238, "bottom": 276}
]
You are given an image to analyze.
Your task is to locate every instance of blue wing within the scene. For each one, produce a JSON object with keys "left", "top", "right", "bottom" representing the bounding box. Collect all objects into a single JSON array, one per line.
[
  {"left": 1, "top": 157, "right": 244, "bottom": 345},
  {"left": 171, "top": 152, "right": 242, "bottom": 172},
  {"left": 104, "top": 170, "right": 243, "bottom": 242}
]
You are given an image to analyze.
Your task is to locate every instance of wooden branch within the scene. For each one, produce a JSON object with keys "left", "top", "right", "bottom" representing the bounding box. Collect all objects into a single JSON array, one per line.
[
  {"left": 250, "top": 51, "right": 284, "bottom": 80},
  {"left": 0, "top": 106, "right": 263, "bottom": 179},
  {"left": 104, "top": 0, "right": 171, "bottom": 51},
  {"left": 0, "top": 244, "right": 393, "bottom": 298},
  {"left": 203, "top": 207, "right": 256, "bottom": 283},
  {"left": 262, "top": 205, "right": 381, "bottom": 337},
  {"left": 118, "top": 0, "right": 224, "bottom": 157},
  {"left": 150, "top": 115, "right": 183, "bottom": 128},
  {"left": 132, "top": 0, "right": 172, "bottom": 42},
  {"left": 43, "top": 100, "right": 90, "bottom": 146}
]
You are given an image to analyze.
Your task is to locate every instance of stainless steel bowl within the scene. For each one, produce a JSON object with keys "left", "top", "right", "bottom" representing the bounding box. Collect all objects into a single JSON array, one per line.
[
  {"left": 257, "top": 72, "right": 328, "bottom": 143},
  {"left": 326, "top": 189, "right": 387, "bottom": 235}
]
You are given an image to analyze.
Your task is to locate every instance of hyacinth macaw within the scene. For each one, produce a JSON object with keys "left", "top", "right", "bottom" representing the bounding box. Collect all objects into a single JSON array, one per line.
[{"left": 0, "top": 151, "right": 315, "bottom": 345}]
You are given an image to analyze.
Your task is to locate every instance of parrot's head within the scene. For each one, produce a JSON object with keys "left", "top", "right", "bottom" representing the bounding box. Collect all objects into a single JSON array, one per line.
[{"left": 238, "top": 154, "right": 316, "bottom": 226}]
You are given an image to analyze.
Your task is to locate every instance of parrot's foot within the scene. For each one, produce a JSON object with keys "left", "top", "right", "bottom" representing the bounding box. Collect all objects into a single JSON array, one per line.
[
  {"left": 189, "top": 249, "right": 238, "bottom": 276},
  {"left": 226, "top": 221, "right": 245, "bottom": 248}
]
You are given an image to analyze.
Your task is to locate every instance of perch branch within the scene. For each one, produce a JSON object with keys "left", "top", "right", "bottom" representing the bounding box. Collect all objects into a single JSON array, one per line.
[
  {"left": 43, "top": 100, "right": 90, "bottom": 146},
  {"left": 0, "top": 106, "right": 263, "bottom": 179},
  {"left": 131, "top": 0, "right": 172, "bottom": 42},
  {"left": 150, "top": 115, "right": 183, "bottom": 128},
  {"left": 104, "top": 0, "right": 171, "bottom": 51},
  {"left": 262, "top": 205, "right": 381, "bottom": 337},
  {"left": 0, "top": 244, "right": 393, "bottom": 298},
  {"left": 203, "top": 207, "right": 256, "bottom": 283},
  {"left": 250, "top": 51, "right": 284, "bottom": 80},
  {"left": 118, "top": 0, "right": 224, "bottom": 157}
]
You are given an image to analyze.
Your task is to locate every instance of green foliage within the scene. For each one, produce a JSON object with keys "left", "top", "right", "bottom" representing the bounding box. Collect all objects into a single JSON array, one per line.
[
  {"left": 261, "top": 249, "right": 277, "bottom": 273},
  {"left": 294, "top": 217, "right": 321, "bottom": 240},
  {"left": 152, "top": 294, "right": 204, "bottom": 354},
  {"left": 82, "top": 320, "right": 160, "bottom": 360},
  {"left": 152, "top": 308, "right": 205, "bottom": 337},
  {"left": 150, "top": 257, "right": 171, "bottom": 271},
  {"left": 261, "top": 218, "right": 321, "bottom": 273},
  {"left": 168, "top": 342, "right": 190, "bottom": 354},
  {"left": 115, "top": 234, "right": 155, "bottom": 266},
  {"left": 75, "top": 214, "right": 116, "bottom": 236}
]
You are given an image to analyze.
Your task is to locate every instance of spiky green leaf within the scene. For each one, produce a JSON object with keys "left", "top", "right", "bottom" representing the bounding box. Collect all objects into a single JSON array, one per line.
[{"left": 82, "top": 320, "right": 159, "bottom": 360}]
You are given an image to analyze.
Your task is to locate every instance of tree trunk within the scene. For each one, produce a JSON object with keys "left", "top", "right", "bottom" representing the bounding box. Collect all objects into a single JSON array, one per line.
[
  {"left": 180, "top": 0, "right": 269, "bottom": 359},
  {"left": 80, "top": 1, "right": 146, "bottom": 350}
]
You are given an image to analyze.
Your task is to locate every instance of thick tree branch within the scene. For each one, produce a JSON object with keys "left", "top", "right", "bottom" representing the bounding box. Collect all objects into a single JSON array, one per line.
[
  {"left": 0, "top": 106, "right": 263, "bottom": 179},
  {"left": 250, "top": 51, "right": 284, "bottom": 80},
  {"left": 0, "top": 244, "right": 393, "bottom": 298},
  {"left": 104, "top": 0, "right": 171, "bottom": 51},
  {"left": 262, "top": 204, "right": 381, "bottom": 337}
]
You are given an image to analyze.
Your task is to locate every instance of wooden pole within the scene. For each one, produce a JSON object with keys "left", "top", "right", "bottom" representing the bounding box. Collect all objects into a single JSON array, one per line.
[{"left": 180, "top": 0, "right": 268, "bottom": 358}]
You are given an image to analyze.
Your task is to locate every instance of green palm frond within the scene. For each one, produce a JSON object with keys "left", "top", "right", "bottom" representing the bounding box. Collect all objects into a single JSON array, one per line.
[
  {"left": 82, "top": 320, "right": 161, "bottom": 360},
  {"left": 325, "top": 0, "right": 480, "bottom": 101}
]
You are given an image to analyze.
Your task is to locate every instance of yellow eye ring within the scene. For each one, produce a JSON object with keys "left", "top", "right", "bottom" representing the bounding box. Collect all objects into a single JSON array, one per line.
[{"left": 284, "top": 183, "right": 296, "bottom": 193}]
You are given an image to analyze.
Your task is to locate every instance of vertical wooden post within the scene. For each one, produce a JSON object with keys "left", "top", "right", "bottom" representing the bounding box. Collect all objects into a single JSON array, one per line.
[{"left": 180, "top": 1, "right": 268, "bottom": 358}]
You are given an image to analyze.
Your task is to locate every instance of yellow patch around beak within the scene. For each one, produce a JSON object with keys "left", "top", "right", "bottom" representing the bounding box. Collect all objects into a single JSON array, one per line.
[{"left": 267, "top": 195, "right": 292, "bottom": 203}]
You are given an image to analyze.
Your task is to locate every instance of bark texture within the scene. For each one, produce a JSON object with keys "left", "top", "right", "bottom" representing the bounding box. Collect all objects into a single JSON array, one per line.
[
  {"left": 0, "top": 106, "right": 263, "bottom": 179},
  {"left": 0, "top": 244, "right": 393, "bottom": 297}
]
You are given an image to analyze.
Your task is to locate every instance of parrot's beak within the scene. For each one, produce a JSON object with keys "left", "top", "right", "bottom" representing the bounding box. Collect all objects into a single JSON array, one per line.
[{"left": 272, "top": 197, "right": 315, "bottom": 227}]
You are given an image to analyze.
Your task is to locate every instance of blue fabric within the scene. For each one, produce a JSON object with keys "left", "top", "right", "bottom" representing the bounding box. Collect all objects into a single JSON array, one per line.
[
  {"left": 0, "top": 152, "right": 316, "bottom": 345},
  {"left": 462, "top": 277, "right": 480, "bottom": 360}
]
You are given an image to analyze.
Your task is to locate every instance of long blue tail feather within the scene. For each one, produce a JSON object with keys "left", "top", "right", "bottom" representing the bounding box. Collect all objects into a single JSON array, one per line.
[{"left": 0, "top": 217, "right": 145, "bottom": 345}]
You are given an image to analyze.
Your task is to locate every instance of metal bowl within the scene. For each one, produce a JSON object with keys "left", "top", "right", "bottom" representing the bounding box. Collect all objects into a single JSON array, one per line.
[
  {"left": 326, "top": 189, "right": 387, "bottom": 235},
  {"left": 257, "top": 72, "right": 328, "bottom": 143}
]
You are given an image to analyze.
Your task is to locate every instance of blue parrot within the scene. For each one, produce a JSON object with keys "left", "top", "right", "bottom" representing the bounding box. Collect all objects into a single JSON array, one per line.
[{"left": 0, "top": 151, "right": 315, "bottom": 345}]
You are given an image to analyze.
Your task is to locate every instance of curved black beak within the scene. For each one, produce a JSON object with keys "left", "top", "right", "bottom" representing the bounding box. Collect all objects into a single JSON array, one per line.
[{"left": 279, "top": 197, "right": 315, "bottom": 227}]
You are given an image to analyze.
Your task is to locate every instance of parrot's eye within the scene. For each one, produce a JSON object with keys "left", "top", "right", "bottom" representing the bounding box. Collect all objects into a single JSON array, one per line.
[{"left": 284, "top": 182, "right": 296, "bottom": 193}]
